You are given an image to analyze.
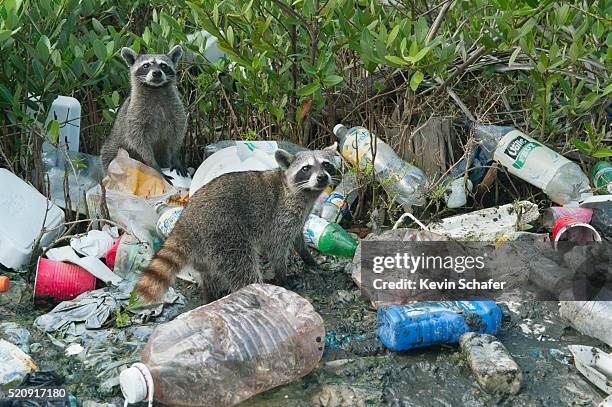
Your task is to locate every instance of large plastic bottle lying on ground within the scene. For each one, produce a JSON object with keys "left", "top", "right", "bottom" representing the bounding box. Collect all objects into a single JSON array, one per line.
[
  {"left": 320, "top": 173, "right": 358, "bottom": 222},
  {"left": 475, "top": 125, "right": 592, "bottom": 205},
  {"left": 303, "top": 214, "right": 357, "bottom": 258},
  {"left": 377, "top": 301, "right": 502, "bottom": 351},
  {"left": 333, "top": 124, "right": 428, "bottom": 207},
  {"left": 119, "top": 284, "right": 325, "bottom": 407}
]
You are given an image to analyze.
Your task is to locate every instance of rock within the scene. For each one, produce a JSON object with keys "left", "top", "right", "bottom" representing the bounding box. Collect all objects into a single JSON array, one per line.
[
  {"left": 0, "top": 322, "right": 31, "bottom": 353},
  {"left": 0, "top": 279, "right": 26, "bottom": 305},
  {"left": 460, "top": 332, "right": 522, "bottom": 395}
]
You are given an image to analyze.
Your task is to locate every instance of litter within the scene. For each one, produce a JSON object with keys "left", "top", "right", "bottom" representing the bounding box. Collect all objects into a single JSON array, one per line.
[
  {"left": 542, "top": 206, "right": 593, "bottom": 230},
  {"left": 33, "top": 281, "right": 184, "bottom": 338},
  {"left": 203, "top": 139, "right": 306, "bottom": 159},
  {"left": 559, "top": 288, "right": 612, "bottom": 347},
  {"left": 70, "top": 227, "right": 119, "bottom": 258},
  {"left": 334, "top": 124, "right": 428, "bottom": 208},
  {"left": 111, "top": 234, "right": 155, "bottom": 281},
  {"left": 303, "top": 214, "right": 357, "bottom": 258},
  {"left": 43, "top": 95, "right": 81, "bottom": 152},
  {"left": 552, "top": 216, "right": 602, "bottom": 248},
  {"left": 34, "top": 257, "right": 97, "bottom": 302},
  {"left": 119, "top": 284, "right": 325, "bottom": 407},
  {"left": 590, "top": 161, "right": 612, "bottom": 195},
  {"left": 0, "top": 168, "right": 65, "bottom": 270},
  {"left": 319, "top": 173, "right": 358, "bottom": 223},
  {"left": 377, "top": 300, "right": 502, "bottom": 351},
  {"left": 0, "top": 322, "right": 31, "bottom": 353},
  {"left": 65, "top": 342, "right": 84, "bottom": 356},
  {"left": 460, "top": 332, "right": 522, "bottom": 395},
  {"left": 0, "top": 339, "right": 37, "bottom": 385},
  {"left": 6, "top": 371, "right": 74, "bottom": 407},
  {"left": 591, "top": 201, "right": 611, "bottom": 239},
  {"left": 0, "top": 276, "right": 9, "bottom": 292},
  {"left": 45, "top": 245, "right": 122, "bottom": 286},
  {"left": 155, "top": 203, "right": 184, "bottom": 238},
  {"left": 568, "top": 345, "right": 612, "bottom": 395},
  {"left": 428, "top": 200, "right": 539, "bottom": 241},
  {"left": 477, "top": 124, "right": 592, "bottom": 205},
  {"left": 312, "top": 185, "right": 334, "bottom": 216}
]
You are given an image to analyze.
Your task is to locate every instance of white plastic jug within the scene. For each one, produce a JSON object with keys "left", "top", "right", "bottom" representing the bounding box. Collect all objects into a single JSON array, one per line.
[{"left": 43, "top": 96, "right": 81, "bottom": 152}]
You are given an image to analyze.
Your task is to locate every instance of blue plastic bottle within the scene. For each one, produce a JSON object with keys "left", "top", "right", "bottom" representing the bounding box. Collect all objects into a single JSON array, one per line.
[{"left": 377, "top": 301, "right": 502, "bottom": 351}]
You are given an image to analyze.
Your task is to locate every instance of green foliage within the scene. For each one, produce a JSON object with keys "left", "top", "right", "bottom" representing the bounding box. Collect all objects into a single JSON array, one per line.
[{"left": 114, "top": 289, "right": 143, "bottom": 327}]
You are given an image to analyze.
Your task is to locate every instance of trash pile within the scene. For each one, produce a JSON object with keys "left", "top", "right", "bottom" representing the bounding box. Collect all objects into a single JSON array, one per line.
[{"left": 1, "top": 101, "right": 611, "bottom": 406}]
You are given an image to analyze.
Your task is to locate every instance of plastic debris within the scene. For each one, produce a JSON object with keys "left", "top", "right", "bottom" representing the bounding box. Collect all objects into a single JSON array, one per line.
[
  {"left": 303, "top": 214, "right": 357, "bottom": 258},
  {"left": 377, "top": 301, "right": 503, "bottom": 351},
  {"left": 155, "top": 203, "right": 184, "bottom": 238},
  {"left": 70, "top": 226, "right": 120, "bottom": 258},
  {"left": 203, "top": 139, "right": 306, "bottom": 159},
  {"left": 34, "top": 256, "right": 97, "bottom": 302},
  {"left": 428, "top": 201, "right": 540, "bottom": 241},
  {"left": 0, "top": 322, "right": 31, "bottom": 353},
  {"left": 460, "top": 332, "right": 522, "bottom": 395},
  {"left": 119, "top": 284, "right": 324, "bottom": 407},
  {"left": 0, "top": 339, "right": 37, "bottom": 385},
  {"left": 5, "top": 371, "right": 74, "bottom": 407},
  {"left": 552, "top": 216, "right": 602, "bottom": 248},
  {"left": 590, "top": 161, "right": 612, "bottom": 195},
  {"left": 111, "top": 234, "right": 156, "bottom": 281},
  {"left": 568, "top": 345, "right": 612, "bottom": 395},
  {"left": 45, "top": 245, "right": 122, "bottom": 285},
  {"left": 0, "top": 276, "right": 9, "bottom": 293},
  {"left": 65, "top": 342, "right": 84, "bottom": 356},
  {"left": 560, "top": 289, "right": 612, "bottom": 348},
  {"left": 0, "top": 168, "right": 65, "bottom": 270},
  {"left": 334, "top": 124, "right": 428, "bottom": 208},
  {"left": 320, "top": 173, "right": 358, "bottom": 223}
]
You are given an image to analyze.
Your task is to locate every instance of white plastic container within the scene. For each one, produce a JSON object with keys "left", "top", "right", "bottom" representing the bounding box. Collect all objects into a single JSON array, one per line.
[
  {"left": 43, "top": 95, "right": 81, "bottom": 151},
  {"left": 189, "top": 145, "right": 278, "bottom": 197},
  {"left": 0, "top": 169, "right": 65, "bottom": 269}
]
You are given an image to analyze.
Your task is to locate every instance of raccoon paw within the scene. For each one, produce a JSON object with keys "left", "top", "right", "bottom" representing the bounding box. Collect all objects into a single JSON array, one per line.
[{"left": 171, "top": 164, "right": 188, "bottom": 177}]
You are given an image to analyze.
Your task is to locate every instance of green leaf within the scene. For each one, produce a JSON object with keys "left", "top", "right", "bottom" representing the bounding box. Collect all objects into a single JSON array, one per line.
[
  {"left": 48, "top": 120, "right": 60, "bottom": 144},
  {"left": 406, "top": 46, "right": 430, "bottom": 64},
  {"left": 0, "top": 30, "right": 12, "bottom": 42},
  {"left": 386, "top": 24, "right": 400, "bottom": 47},
  {"left": 556, "top": 4, "right": 570, "bottom": 25},
  {"left": 92, "top": 18, "right": 105, "bottom": 34},
  {"left": 515, "top": 18, "right": 536, "bottom": 42},
  {"left": 296, "top": 82, "right": 321, "bottom": 96},
  {"left": 111, "top": 91, "right": 120, "bottom": 107},
  {"left": 0, "top": 84, "right": 12, "bottom": 104},
  {"left": 592, "top": 147, "right": 612, "bottom": 158},
  {"left": 322, "top": 75, "right": 343, "bottom": 87},
  {"left": 409, "top": 71, "right": 424, "bottom": 91},
  {"left": 571, "top": 138, "right": 591, "bottom": 154},
  {"left": 93, "top": 39, "right": 107, "bottom": 61},
  {"left": 226, "top": 25, "right": 234, "bottom": 47},
  {"left": 509, "top": 47, "right": 521, "bottom": 66},
  {"left": 384, "top": 55, "right": 408, "bottom": 66},
  {"left": 35, "top": 35, "right": 50, "bottom": 60}
]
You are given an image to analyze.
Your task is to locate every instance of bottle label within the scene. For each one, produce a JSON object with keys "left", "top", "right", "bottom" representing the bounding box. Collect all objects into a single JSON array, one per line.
[
  {"left": 592, "top": 166, "right": 612, "bottom": 193},
  {"left": 341, "top": 128, "right": 373, "bottom": 165},
  {"left": 325, "top": 192, "right": 349, "bottom": 215},
  {"left": 303, "top": 214, "right": 328, "bottom": 248},
  {"left": 236, "top": 141, "right": 278, "bottom": 160},
  {"left": 493, "top": 130, "right": 569, "bottom": 190}
]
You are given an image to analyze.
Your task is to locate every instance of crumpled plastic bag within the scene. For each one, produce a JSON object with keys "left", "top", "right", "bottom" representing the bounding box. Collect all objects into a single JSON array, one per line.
[
  {"left": 70, "top": 226, "right": 119, "bottom": 258},
  {"left": 33, "top": 280, "right": 184, "bottom": 336}
]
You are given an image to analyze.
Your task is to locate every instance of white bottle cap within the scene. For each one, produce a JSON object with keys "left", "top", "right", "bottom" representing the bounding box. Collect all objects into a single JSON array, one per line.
[
  {"left": 120, "top": 363, "right": 153, "bottom": 404},
  {"left": 332, "top": 124, "right": 345, "bottom": 136}
]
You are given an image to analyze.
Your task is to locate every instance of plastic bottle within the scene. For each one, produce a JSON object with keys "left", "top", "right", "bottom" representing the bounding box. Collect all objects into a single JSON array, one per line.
[
  {"left": 154, "top": 202, "right": 184, "bottom": 238},
  {"left": 590, "top": 161, "right": 612, "bottom": 194},
  {"left": 377, "top": 300, "right": 502, "bottom": 351},
  {"left": 303, "top": 214, "right": 357, "bottom": 258},
  {"left": 475, "top": 125, "right": 592, "bottom": 205},
  {"left": 312, "top": 185, "right": 334, "bottom": 216},
  {"left": 333, "top": 124, "right": 428, "bottom": 207},
  {"left": 320, "top": 173, "right": 358, "bottom": 222},
  {"left": 119, "top": 284, "right": 325, "bottom": 407}
]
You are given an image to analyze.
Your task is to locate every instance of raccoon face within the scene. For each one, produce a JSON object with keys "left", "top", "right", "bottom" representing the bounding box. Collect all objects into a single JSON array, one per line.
[
  {"left": 121, "top": 45, "right": 183, "bottom": 87},
  {"left": 275, "top": 144, "right": 340, "bottom": 192}
]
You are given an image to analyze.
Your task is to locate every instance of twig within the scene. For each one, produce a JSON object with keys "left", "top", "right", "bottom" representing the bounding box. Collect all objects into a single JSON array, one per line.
[{"left": 426, "top": 0, "right": 454, "bottom": 44}]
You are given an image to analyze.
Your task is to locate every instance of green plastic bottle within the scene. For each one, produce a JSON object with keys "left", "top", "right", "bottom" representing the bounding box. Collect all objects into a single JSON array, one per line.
[
  {"left": 590, "top": 161, "right": 612, "bottom": 195},
  {"left": 303, "top": 214, "right": 357, "bottom": 258}
]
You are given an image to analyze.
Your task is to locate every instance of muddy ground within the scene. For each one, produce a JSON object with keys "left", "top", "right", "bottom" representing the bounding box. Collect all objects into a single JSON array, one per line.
[{"left": 0, "top": 252, "right": 609, "bottom": 407}]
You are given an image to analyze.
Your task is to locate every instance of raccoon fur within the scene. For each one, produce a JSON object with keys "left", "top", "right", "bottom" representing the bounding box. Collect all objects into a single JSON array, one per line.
[
  {"left": 136, "top": 145, "right": 339, "bottom": 304},
  {"left": 100, "top": 45, "right": 188, "bottom": 177}
]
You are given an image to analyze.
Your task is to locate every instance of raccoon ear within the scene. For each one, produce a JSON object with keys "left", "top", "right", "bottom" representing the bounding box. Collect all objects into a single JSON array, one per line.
[
  {"left": 168, "top": 45, "right": 183, "bottom": 65},
  {"left": 121, "top": 47, "right": 138, "bottom": 67},
  {"left": 275, "top": 149, "right": 295, "bottom": 170}
]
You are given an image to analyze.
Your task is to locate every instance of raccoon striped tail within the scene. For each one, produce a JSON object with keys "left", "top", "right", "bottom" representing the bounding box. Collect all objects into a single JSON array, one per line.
[{"left": 136, "top": 236, "right": 187, "bottom": 303}]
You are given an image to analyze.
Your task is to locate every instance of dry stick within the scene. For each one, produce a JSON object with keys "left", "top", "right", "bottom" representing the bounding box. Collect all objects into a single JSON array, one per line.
[{"left": 426, "top": 0, "right": 454, "bottom": 44}]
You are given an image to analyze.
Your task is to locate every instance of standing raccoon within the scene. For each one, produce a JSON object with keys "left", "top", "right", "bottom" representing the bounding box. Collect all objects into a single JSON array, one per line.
[
  {"left": 136, "top": 146, "right": 339, "bottom": 304},
  {"left": 100, "top": 45, "right": 188, "bottom": 176}
]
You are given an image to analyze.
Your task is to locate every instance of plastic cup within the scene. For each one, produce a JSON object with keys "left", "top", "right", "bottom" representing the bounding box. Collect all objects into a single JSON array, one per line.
[
  {"left": 105, "top": 235, "right": 123, "bottom": 270},
  {"left": 34, "top": 257, "right": 97, "bottom": 302},
  {"left": 552, "top": 216, "right": 602, "bottom": 249},
  {"left": 543, "top": 207, "right": 593, "bottom": 230}
]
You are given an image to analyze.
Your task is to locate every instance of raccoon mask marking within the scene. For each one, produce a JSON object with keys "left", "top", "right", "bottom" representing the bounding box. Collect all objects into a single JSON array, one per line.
[
  {"left": 275, "top": 143, "right": 340, "bottom": 193},
  {"left": 121, "top": 45, "right": 182, "bottom": 88}
]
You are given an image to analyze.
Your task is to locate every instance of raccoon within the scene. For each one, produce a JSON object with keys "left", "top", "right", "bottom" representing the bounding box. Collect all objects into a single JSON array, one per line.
[
  {"left": 136, "top": 145, "right": 339, "bottom": 304},
  {"left": 100, "top": 45, "right": 188, "bottom": 177}
]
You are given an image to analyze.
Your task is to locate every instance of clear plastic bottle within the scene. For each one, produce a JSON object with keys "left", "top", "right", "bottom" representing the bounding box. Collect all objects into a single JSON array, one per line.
[
  {"left": 333, "top": 124, "right": 428, "bottom": 207},
  {"left": 475, "top": 125, "right": 592, "bottom": 205},
  {"left": 312, "top": 185, "right": 334, "bottom": 216},
  {"left": 320, "top": 173, "right": 358, "bottom": 222},
  {"left": 119, "top": 284, "right": 325, "bottom": 407},
  {"left": 303, "top": 214, "right": 357, "bottom": 258}
]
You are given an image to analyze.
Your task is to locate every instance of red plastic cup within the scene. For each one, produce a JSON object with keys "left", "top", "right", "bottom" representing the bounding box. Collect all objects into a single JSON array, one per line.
[
  {"left": 34, "top": 257, "right": 97, "bottom": 302},
  {"left": 543, "top": 207, "right": 593, "bottom": 230},
  {"left": 552, "top": 216, "right": 602, "bottom": 249},
  {"left": 105, "top": 235, "right": 123, "bottom": 270}
]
